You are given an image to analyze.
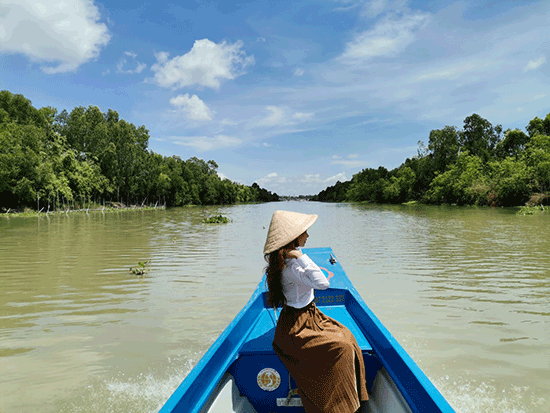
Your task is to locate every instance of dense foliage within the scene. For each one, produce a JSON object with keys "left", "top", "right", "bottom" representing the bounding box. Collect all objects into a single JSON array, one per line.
[
  {"left": 0, "top": 91, "right": 278, "bottom": 211},
  {"left": 314, "top": 113, "right": 550, "bottom": 207}
]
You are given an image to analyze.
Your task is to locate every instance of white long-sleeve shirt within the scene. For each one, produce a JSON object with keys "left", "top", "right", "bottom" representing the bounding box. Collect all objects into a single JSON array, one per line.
[{"left": 282, "top": 253, "right": 330, "bottom": 308}]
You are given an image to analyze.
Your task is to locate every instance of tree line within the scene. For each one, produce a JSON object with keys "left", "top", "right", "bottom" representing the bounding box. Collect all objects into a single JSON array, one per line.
[
  {"left": 0, "top": 90, "right": 279, "bottom": 212},
  {"left": 313, "top": 113, "right": 550, "bottom": 207}
]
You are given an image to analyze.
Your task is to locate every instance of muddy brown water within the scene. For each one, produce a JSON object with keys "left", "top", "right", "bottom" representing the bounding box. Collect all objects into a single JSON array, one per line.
[{"left": 1, "top": 202, "right": 548, "bottom": 412}]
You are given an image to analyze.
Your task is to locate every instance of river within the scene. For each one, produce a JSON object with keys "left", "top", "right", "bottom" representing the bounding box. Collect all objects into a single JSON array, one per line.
[{"left": 0, "top": 202, "right": 548, "bottom": 412}]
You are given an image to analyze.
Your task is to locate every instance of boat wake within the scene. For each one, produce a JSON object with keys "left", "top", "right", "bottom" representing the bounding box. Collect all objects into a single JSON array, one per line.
[
  {"left": 54, "top": 355, "right": 201, "bottom": 413},
  {"left": 435, "top": 375, "right": 546, "bottom": 413}
]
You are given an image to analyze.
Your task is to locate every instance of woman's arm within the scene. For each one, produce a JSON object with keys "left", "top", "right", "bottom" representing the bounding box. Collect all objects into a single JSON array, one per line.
[{"left": 286, "top": 254, "right": 330, "bottom": 290}]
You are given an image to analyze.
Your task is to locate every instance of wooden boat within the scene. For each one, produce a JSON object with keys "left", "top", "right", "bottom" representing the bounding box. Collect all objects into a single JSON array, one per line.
[{"left": 159, "top": 247, "right": 456, "bottom": 413}]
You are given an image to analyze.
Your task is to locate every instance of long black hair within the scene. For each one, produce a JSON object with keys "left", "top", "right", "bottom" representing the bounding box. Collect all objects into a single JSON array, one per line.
[{"left": 264, "top": 238, "right": 299, "bottom": 308}]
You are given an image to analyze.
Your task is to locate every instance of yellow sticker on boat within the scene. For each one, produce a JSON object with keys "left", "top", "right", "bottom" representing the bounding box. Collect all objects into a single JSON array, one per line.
[{"left": 257, "top": 368, "right": 281, "bottom": 391}]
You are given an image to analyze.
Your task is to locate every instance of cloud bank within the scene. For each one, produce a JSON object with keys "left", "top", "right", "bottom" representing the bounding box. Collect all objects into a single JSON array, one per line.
[{"left": 0, "top": 0, "right": 110, "bottom": 73}]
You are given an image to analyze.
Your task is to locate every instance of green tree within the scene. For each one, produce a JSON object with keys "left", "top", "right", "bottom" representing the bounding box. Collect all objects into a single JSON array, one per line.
[
  {"left": 0, "top": 91, "right": 41, "bottom": 126},
  {"left": 523, "top": 134, "right": 550, "bottom": 193},
  {"left": 526, "top": 113, "right": 550, "bottom": 138},
  {"left": 402, "top": 156, "right": 434, "bottom": 200},
  {"left": 486, "top": 158, "right": 531, "bottom": 206},
  {"left": 382, "top": 167, "right": 416, "bottom": 203},
  {"left": 314, "top": 180, "right": 351, "bottom": 202},
  {"left": 427, "top": 126, "right": 460, "bottom": 173},
  {"left": 459, "top": 114, "right": 502, "bottom": 163},
  {"left": 0, "top": 123, "right": 43, "bottom": 208},
  {"left": 495, "top": 129, "right": 529, "bottom": 159},
  {"left": 344, "top": 166, "right": 388, "bottom": 203},
  {"left": 526, "top": 117, "right": 546, "bottom": 137},
  {"left": 426, "top": 152, "right": 485, "bottom": 205}
]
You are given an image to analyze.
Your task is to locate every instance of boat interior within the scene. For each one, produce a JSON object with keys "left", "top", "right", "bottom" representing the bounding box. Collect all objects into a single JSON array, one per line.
[{"left": 201, "top": 293, "right": 413, "bottom": 413}]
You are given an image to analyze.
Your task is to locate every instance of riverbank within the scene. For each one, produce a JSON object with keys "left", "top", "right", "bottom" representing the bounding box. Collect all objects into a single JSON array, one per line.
[
  {"left": 1, "top": 200, "right": 276, "bottom": 219},
  {"left": 1, "top": 203, "right": 166, "bottom": 218},
  {"left": 352, "top": 199, "right": 549, "bottom": 215}
]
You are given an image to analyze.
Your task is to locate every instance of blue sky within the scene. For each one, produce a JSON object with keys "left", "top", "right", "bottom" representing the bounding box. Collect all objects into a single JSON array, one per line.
[{"left": 1, "top": 0, "right": 549, "bottom": 196}]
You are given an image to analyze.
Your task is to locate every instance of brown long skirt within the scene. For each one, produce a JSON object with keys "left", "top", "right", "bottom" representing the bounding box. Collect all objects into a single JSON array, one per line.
[{"left": 272, "top": 301, "right": 369, "bottom": 413}]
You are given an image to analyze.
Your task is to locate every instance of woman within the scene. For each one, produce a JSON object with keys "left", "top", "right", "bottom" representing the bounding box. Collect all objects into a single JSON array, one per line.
[{"left": 263, "top": 210, "right": 369, "bottom": 413}]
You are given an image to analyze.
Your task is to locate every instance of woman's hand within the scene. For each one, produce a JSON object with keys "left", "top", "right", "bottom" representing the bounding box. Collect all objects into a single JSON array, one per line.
[{"left": 285, "top": 249, "right": 303, "bottom": 259}]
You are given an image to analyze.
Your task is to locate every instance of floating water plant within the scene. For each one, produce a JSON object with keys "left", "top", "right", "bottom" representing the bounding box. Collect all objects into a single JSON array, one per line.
[
  {"left": 517, "top": 205, "right": 547, "bottom": 215},
  {"left": 203, "top": 214, "right": 230, "bottom": 224},
  {"left": 129, "top": 261, "right": 149, "bottom": 276}
]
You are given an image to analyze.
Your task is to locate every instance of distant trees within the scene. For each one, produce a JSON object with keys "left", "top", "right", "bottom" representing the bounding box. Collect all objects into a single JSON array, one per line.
[
  {"left": 0, "top": 90, "right": 278, "bottom": 211},
  {"left": 314, "top": 112, "right": 550, "bottom": 207}
]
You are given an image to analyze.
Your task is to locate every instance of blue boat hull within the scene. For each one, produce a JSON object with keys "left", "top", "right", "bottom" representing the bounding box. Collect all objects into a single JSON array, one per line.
[{"left": 159, "top": 247, "right": 455, "bottom": 413}]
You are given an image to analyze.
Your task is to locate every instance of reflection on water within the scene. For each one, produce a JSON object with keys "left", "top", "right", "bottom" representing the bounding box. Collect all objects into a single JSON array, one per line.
[{"left": 0, "top": 203, "right": 548, "bottom": 412}]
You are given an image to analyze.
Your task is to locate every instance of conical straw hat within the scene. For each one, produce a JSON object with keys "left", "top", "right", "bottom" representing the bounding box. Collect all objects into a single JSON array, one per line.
[{"left": 263, "top": 210, "right": 318, "bottom": 254}]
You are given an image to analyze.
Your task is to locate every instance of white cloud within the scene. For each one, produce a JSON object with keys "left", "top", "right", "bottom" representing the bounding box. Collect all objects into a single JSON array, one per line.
[
  {"left": 415, "top": 61, "right": 478, "bottom": 82},
  {"left": 172, "top": 135, "right": 241, "bottom": 151},
  {"left": 256, "top": 171, "right": 347, "bottom": 193},
  {"left": 420, "top": 107, "right": 456, "bottom": 120},
  {"left": 340, "top": 11, "right": 430, "bottom": 62},
  {"left": 301, "top": 174, "right": 321, "bottom": 183},
  {"left": 261, "top": 106, "right": 285, "bottom": 125},
  {"left": 300, "top": 2, "right": 548, "bottom": 128},
  {"left": 360, "top": 0, "right": 410, "bottom": 18},
  {"left": 331, "top": 159, "right": 365, "bottom": 168},
  {"left": 300, "top": 172, "right": 347, "bottom": 184},
  {"left": 255, "top": 172, "right": 288, "bottom": 186},
  {"left": 361, "top": 0, "right": 389, "bottom": 18},
  {"left": 253, "top": 170, "right": 350, "bottom": 195},
  {"left": 329, "top": 154, "right": 363, "bottom": 167},
  {"left": 150, "top": 39, "right": 254, "bottom": 89},
  {"left": 378, "top": 145, "right": 418, "bottom": 154},
  {"left": 169, "top": 94, "right": 213, "bottom": 121},
  {"left": 523, "top": 55, "right": 546, "bottom": 72},
  {"left": 325, "top": 172, "right": 348, "bottom": 183},
  {"left": 292, "top": 112, "right": 314, "bottom": 121},
  {"left": 117, "top": 51, "right": 146, "bottom": 74},
  {"left": 294, "top": 68, "right": 305, "bottom": 76},
  {"left": 221, "top": 118, "right": 240, "bottom": 126},
  {"left": 257, "top": 107, "right": 314, "bottom": 127},
  {"left": 0, "top": 0, "right": 110, "bottom": 73}
]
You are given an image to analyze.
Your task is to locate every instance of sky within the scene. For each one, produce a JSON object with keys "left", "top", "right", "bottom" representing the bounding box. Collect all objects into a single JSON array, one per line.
[{"left": 1, "top": 0, "right": 549, "bottom": 196}]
